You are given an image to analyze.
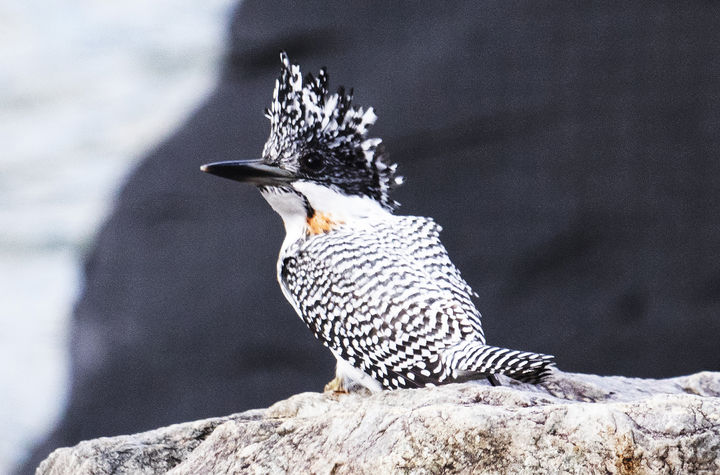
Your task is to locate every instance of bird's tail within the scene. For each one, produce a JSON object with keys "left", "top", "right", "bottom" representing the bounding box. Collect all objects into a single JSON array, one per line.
[{"left": 444, "top": 341, "right": 555, "bottom": 384}]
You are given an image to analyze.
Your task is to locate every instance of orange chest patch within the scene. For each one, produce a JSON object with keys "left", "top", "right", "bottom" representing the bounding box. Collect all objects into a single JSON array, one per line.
[{"left": 306, "top": 212, "right": 342, "bottom": 235}]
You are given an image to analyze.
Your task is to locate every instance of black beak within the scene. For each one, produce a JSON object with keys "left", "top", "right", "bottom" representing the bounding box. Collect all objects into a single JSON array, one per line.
[{"left": 200, "top": 159, "right": 295, "bottom": 186}]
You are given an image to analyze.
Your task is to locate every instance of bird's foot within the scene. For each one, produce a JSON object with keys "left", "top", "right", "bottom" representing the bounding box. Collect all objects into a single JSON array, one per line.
[{"left": 324, "top": 376, "right": 349, "bottom": 394}]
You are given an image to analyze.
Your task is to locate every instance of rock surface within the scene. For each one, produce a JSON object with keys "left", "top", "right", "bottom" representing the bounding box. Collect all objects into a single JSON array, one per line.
[{"left": 37, "top": 371, "right": 720, "bottom": 474}]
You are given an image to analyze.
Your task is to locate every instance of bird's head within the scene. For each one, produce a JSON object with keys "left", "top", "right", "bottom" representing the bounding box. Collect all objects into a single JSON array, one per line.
[{"left": 201, "top": 52, "right": 402, "bottom": 223}]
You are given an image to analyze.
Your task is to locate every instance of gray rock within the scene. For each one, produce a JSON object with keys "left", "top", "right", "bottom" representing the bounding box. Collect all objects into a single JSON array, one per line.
[{"left": 37, "top": 371, "right": 720, "bottom": 474}]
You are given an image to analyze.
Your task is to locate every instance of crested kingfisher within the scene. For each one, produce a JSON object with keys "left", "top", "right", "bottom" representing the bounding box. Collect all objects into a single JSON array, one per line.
[{"left": 201, "top": 52, "right": 555, "bottom": 392}]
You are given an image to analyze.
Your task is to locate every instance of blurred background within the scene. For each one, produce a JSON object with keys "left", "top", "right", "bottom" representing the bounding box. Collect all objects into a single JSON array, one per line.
[
  {"left": 4, "top": 2, "right": 720, "bottom": 473},
  {"left": 0, "top": 1, "right": 235, "bottom": 471}
]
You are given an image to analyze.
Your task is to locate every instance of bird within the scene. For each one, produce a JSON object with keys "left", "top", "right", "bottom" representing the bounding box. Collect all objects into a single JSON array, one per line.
[{"left": 201, "top": 52, "right": 555, "bottom": 392}]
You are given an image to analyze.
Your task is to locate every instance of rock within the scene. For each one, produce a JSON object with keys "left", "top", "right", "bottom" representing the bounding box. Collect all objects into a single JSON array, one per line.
[{"left": 37, "top": 371, "right": 720, "bottom": 474}]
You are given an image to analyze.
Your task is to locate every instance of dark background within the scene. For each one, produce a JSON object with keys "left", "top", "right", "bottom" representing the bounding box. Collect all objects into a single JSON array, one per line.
[{"left": 22, "top": 1, "right": 720, "bottom": 472}]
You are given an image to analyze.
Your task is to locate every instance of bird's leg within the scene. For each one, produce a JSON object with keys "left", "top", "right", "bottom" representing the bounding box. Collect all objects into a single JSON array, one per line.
[{"left": 324, "top": 376, "right": 349, "bottom": 394}]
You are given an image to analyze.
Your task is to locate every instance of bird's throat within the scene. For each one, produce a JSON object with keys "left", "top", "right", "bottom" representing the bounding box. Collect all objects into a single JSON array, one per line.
[{"left": 306, "top": 211, "right": 341, "bottom": 235}]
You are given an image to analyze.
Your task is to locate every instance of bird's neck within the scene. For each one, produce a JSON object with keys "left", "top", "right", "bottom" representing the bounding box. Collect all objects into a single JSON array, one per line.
[{"left": 261, "top": 180, "right": 391, "bottom": 252}]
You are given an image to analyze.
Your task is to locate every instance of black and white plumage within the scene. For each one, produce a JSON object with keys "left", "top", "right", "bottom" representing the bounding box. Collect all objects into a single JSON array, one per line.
[{"left": 201, "top": 52, "right": 555, "bottom": 391}]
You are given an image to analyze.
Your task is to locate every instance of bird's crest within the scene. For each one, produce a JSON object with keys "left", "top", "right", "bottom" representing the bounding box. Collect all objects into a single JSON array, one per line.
[{"left": 262, "top": 52, "right": 401, "bottom": 210}]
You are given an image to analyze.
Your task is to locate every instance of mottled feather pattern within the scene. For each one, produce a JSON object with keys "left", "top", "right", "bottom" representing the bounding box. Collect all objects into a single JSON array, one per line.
[{"left": 279, "top": 215, "right": 553, "bottom": 389}]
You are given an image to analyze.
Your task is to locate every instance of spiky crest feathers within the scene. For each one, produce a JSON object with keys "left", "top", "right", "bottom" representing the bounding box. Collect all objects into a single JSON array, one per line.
[{"left": 262, "top": 52, "right": 402, "bottom": 210}]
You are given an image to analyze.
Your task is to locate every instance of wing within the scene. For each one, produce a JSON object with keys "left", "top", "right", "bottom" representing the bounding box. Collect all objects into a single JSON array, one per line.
[
  {"left": 379, "top": 216, "right": 484, "bottom": 341},
  {"left": 279, "top": 216, "right": 484, "bottom": 389}
]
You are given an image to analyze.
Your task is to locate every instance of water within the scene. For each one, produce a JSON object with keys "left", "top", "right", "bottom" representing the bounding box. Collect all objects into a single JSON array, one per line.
[{"left": 0, "top": 0, "right": 236, "bottom": 470}]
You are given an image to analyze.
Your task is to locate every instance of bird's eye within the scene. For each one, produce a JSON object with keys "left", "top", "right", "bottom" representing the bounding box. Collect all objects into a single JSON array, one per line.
[{"left": 302, "top": 154, "right": 325, "bottom": 173}]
